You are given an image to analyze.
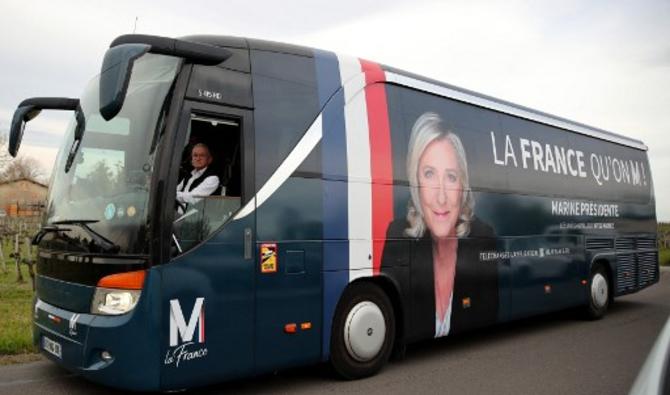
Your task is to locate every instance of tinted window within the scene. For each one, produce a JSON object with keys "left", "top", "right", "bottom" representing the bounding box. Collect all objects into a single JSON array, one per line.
[{"left": 250, "top": 50, "right": 320, "bottom": 191}]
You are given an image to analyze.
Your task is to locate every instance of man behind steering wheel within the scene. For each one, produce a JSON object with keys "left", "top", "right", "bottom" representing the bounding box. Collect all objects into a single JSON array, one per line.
[{"left": 176, "top": 143, "right": 220, "bottom": 213}]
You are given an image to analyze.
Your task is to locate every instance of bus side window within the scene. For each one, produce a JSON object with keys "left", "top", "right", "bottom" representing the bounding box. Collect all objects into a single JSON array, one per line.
[{"left": 173, "top": 114, "right": 242, "bottom": 254}]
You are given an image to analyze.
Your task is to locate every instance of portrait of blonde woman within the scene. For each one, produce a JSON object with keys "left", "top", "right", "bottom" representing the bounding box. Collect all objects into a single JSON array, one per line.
[{"left": 382, "top": 112, "right": 498, "bottom": 340}]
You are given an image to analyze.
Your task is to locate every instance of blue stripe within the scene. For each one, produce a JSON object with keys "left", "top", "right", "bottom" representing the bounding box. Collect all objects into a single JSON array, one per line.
[
  {"left": 315, "top": 50, "right": 342, "bottom": 108},
  {"left": 314, "top": 50, "right": 349, "bottom": 359}
]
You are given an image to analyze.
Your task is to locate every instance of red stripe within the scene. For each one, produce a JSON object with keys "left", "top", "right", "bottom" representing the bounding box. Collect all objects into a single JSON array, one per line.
[
  {"left": 200, "top": 306, "right": 205, "bottom": 343},
  {"left": 360, "top": 59, "right": 394, "bottom": 275}
]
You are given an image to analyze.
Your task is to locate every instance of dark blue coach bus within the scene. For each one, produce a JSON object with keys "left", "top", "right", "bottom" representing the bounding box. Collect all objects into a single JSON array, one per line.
[{"left": 8, "top": 34, "right": 658, "bottom": 391}]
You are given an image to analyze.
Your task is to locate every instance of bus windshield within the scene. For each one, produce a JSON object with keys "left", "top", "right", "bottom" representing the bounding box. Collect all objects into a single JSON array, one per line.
[{"left": 43, "top": 54, "right": 180, "bottom": 255}]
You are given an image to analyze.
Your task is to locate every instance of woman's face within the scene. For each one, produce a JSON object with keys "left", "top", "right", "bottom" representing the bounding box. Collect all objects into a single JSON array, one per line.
[{"left": 417, "top": 138, "right": 463, "bottom": 239}]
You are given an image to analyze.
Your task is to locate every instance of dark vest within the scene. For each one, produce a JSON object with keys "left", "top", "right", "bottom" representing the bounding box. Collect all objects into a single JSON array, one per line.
[{"left": 179, "top": 167, "right": 221, "bottom": 195}]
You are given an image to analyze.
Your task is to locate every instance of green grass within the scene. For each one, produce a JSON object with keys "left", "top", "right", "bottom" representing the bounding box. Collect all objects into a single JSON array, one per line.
[
  {"left": 0, "top": 266, "right": 35, "bottom": 355},
  {"left": 0, "top": 239, "right": 36, "bottom": 356},
  {"left": 660, "top": 248, "right": 670, "bottom": 266},
  {"left": 660, "top": 222, "right": 670, "bottom": 266}
]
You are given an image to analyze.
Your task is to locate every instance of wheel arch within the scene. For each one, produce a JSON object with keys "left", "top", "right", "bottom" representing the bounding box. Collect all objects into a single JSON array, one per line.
[
  {"left": 342, "top": 274, "right": 406, "bottom": 355},
  {"left": 590, "top": 256, "right": 615, "bottom": 301}
]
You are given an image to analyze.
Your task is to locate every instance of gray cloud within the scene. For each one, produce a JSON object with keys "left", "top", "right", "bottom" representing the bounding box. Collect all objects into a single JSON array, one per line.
[{"left": 21, "top": 129, "right": 64, "bottom": 149}]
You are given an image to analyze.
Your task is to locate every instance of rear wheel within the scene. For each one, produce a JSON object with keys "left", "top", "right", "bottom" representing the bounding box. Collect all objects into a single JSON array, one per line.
[
  {"left": 330, "top": 282, "right": 395, "bottom": 379},
  {"left": 584, "top": 264, "right": 610, "bottom": 320}
]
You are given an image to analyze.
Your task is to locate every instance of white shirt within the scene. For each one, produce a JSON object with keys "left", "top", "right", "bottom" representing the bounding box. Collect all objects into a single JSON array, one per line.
[
  {"left": 176, "top": 167, "right": 219, "bottom": 205},
  {"left": 435, "top": 292, "right": 453, "bottom": 338}
]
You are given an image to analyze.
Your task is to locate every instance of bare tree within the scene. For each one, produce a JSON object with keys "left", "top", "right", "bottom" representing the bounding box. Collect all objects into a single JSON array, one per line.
[
  {"left": 0, "top": 240, "right": 7, "bottom": 274},
  {"left": 0, "top": 155, "right": 46, "bottom": 183},
  {"left": 13, "top": 233, "right": 23, "bottom": 283},
  {"left": 0, "top": 132, "right": 12, "bottom": 171},
  {"left": 659, "top": 222, "right": 670, "bottom": 249},
  {"left": 0, "top": 132, "right": 47, "bottom": 183}
]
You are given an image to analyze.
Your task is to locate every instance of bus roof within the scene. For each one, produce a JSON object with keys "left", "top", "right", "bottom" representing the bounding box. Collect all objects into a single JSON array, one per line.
[{"left": 182, "top": 35, "right": 648, "bottom": 151}]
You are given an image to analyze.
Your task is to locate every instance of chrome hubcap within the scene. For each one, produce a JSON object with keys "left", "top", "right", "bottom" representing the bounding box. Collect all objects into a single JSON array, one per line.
[
  {"left": 591, "top": 273, "right": 608, "bottom": 308},
  {"left": 343, "top": 301, "right": 386, "bottom": 362}
]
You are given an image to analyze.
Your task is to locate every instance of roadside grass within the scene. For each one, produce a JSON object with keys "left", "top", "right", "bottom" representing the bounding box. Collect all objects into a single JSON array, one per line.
[
  {"left": 0, "top": 242, "right": 36, "bottom": 356},
  {"left": 660, "top": 248, "right": 670, "bottom": 266},
  {"left": 660, "top": 223, "right": 670, "bottom": 266}
]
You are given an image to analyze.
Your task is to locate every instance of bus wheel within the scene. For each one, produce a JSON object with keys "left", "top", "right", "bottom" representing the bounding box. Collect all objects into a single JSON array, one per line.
[
  {"left": 330, "top": 282, "right": 395, "bottom": 380},
  {"left": 584, "top": 265, "right": 610, "bottom": 320}
]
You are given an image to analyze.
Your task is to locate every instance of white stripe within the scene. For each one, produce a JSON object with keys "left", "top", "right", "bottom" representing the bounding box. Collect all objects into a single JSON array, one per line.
[
  {"left": 349, "top": 267, "right": 374, "bottom": 282},
  {"left": 386, "top": 72, "right": 647, "bottom": 151},
  {"left": 337, "top": 54, "right": 364, "bottom": 92},
  {"left": 234, "top": 115, "right": 323, "bottom": 220},
  {"left": 338, "top": 55, "right": 373, "bottom": 280}
]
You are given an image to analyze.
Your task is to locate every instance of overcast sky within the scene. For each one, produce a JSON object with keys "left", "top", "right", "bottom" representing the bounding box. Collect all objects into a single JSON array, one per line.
[{"left": 1, "top": 0, "right": 668, "bottom": 220}]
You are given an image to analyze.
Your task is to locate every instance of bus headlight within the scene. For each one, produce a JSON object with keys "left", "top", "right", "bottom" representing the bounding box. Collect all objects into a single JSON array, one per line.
[
  {"left": 92, "top": 270, "right": 146, "bottom": 315},
  {"left": 91, "top": 288, "right": 141, "bottom": 315}
]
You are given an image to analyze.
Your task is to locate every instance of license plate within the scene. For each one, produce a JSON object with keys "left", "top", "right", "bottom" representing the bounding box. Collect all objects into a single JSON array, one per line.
[{"left": 42, "top": 336, "right": 62, "bottom": 359}]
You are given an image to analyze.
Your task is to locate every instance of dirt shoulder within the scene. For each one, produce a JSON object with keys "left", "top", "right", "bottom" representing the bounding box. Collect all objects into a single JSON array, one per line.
[{"left": 0, "top": 353, "right": 42, "bottom": 366}]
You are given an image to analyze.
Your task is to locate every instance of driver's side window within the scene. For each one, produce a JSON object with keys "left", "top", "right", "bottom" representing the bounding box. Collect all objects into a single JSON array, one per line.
[{"left": 172, "top": 114, "right": 242, "bottom": 254}]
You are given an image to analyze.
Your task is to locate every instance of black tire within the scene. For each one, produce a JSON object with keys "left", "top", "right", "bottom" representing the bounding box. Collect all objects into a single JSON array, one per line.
[
  {"left": 330, "top": 282, "right": 395, "bottom": 380},
  {"left": 584, "top": 264, "right": 611, "bottom": 320}
]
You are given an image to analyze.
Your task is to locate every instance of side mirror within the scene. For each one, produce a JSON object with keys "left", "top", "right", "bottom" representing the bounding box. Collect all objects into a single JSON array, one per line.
[
  {"left": 98, "top": 44, "right": 150, "bottom": 121},
  {"left": 64, "top": 108, "right": 88, "bottom": 174},
  {"left": 74, "top": 108, "right": 86, "bottom": 141},
  {"left": 9, "top": 105, "right": 40, "bottom": 157},
  {"left": 99, "top": 34, "right": 233, "bottom": 121},
  {"left": 7, "top": 97, "right": 79, "bottom": 157}
]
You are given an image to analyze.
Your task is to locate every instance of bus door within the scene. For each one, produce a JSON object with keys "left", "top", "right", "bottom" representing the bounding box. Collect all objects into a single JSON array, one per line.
[
  {"left": 158, "top": 101, "right": 255, "bottom": 388},
  {"left": 252, "top": 146, "right": 323, "bottom": 370},
  {"left": 253, "top": 239, "right": 323, "bottom": 372}
]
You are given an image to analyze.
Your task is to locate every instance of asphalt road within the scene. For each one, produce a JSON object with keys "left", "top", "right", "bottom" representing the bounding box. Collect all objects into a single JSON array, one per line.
[{"left": 1, "top": 268, "right": 669, "bottom": 395}]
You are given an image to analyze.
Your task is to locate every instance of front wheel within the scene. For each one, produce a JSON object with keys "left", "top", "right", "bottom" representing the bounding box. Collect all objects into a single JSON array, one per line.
[
  {"left": 330, "top": 282, "right": 395, "bottom": 380},
  {"left": 584, "top": 265, "right": 610, "bottom": 320}
]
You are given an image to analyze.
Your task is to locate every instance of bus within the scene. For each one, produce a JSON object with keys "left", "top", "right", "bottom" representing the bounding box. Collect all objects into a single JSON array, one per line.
[{"left": 8, "top": 34, "right": 658, "bottom": 391}]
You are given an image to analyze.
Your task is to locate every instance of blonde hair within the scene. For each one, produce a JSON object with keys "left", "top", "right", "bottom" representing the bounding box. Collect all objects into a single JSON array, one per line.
[{"left": 405, "top": 112, "right": 474, "bottom": 238}]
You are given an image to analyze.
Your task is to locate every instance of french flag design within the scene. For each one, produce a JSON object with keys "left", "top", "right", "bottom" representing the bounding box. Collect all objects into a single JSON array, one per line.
[
  {"left": 315, "top": 51, "right": 394, "bottom": 356},
  {"left": 235, "top": 50, "right": 395, "bottom": 358},
  {"left": 339, "top": 56, "right": 394, "bottom": 279}
]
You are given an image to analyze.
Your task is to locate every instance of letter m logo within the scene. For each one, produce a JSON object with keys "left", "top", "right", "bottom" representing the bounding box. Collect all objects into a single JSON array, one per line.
[{"left": 169, "top": 297, "right": 205, "bottom": 347}]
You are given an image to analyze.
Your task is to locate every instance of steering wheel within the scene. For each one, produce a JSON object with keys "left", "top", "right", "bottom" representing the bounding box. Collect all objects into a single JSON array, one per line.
[{"left": 175, "top": 200, "right": 187, "bottom": 213}]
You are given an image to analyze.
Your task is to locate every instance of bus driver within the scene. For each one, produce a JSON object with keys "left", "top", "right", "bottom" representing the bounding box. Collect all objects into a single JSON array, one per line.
[{"left": 176, "top": 143, "right": 220, "bottom": 209}]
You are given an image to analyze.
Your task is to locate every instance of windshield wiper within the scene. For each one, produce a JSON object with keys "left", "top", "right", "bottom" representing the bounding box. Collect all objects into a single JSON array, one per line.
[
  {"left": 52, "top": 220, "right": 120, "bottom": 253},
  {"left": 32, "top": 225, "right": 72, "bottom": 245}
]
